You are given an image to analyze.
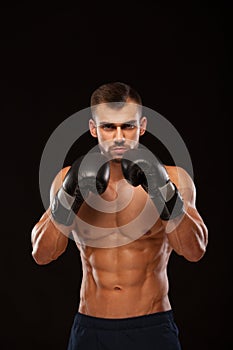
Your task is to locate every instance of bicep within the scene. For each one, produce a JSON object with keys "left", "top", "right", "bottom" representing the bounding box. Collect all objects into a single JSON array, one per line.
[{"left": 164, "top": 167, "right": 207, "bottom": 257}]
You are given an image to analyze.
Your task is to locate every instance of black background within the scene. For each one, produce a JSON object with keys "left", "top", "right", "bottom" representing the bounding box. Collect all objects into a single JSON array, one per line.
[{"left": 1, "top": 2, "right": 232, "bottom": 349}]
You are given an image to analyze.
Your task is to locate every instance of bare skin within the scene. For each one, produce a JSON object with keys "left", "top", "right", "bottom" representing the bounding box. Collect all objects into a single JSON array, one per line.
[{"left": 31, "top": 101, "right": 208, "bottom": 319}]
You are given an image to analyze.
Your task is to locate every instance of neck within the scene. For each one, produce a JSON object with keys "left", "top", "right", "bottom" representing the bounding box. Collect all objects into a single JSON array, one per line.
[{"left": 109, "top": 160, "right": 124, "bottom": 182}]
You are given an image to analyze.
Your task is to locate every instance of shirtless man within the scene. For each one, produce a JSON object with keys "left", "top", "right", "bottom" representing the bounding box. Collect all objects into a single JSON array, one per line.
[{"left": 31, "top": 82, "right": 208, "bottom": 349}]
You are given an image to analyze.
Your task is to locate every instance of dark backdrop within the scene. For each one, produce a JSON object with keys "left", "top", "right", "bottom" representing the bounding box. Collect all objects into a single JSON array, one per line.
[{"left": 1, "top": 3, "right": 232, "bottom": 349}]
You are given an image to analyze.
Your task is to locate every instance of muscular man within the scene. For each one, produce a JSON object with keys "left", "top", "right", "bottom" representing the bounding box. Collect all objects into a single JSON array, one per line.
[{"left": 31, "top": 82, "right": 208, "bottom": 349}]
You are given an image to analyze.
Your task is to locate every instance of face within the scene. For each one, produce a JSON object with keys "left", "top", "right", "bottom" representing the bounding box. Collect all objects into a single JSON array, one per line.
[{"left": 89, "top": 102, "right": 147, "bottom": 160}]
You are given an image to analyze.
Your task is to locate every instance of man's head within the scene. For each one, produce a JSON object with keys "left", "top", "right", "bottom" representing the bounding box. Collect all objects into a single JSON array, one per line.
[{"left": 89, "top": 82, "right": 147, "bottom": 160}]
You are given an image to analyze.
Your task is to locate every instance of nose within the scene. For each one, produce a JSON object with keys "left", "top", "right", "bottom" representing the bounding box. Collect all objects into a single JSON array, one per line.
[{"left": 114, "top": 126, "right": 125, "bottom": 145}]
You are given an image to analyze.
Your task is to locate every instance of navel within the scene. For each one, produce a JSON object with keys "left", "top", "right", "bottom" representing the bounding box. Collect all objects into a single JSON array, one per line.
[{"left": 114, "top": 286, "right": 122, "bottom": 291}]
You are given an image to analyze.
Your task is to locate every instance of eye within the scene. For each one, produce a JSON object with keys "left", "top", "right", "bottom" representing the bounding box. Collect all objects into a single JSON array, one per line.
[
  {"left": 121, "top": 123, "right": 136, "bottom": 130},
  {"left": 101, "top": 124, "right": 116, "bottom": 131}
]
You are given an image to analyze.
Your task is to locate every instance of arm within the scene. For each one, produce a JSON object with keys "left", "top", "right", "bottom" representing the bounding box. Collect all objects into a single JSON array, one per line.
[
  {"left": 121, "top": 148, "right": 208, "bottom": 262},
  {"left": 31, "top": 153, "right": 110, "bottom": 265},
  {"left": 31, "top": 167, "right": 71, "bottom": 265},
  {"left": 165, "top": 166, "right": 208, "bottom": 262}
]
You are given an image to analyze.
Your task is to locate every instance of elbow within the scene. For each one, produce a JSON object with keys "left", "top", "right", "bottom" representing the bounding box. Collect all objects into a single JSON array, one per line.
[
  {"left": 31, "top": 247, "right": 53, "bottom": 265},
  {"left": 185, "top": 226, "right": 208, "bottom": 262},
  {"left": 31, "top": 241, "right": 67, "bottom": 265},
  {"left": 184, "top": 246, "right": 206, "bottom": 262}
]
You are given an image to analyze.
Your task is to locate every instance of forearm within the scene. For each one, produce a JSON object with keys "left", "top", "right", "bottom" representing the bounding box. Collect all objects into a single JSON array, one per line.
[
  {"left": 165, "top": 208, "right": 208, "bottom": 262},
  {"left": 31, "top": 209, "right": 69, "bottom": 265}
]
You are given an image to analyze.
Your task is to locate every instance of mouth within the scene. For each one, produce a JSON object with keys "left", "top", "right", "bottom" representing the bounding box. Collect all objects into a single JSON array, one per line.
[{"left": 111, "top": 147, "right": 127, "bottom": 155}]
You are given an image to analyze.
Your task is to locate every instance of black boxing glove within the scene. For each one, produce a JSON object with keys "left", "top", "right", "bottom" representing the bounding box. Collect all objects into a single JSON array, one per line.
[
  {"left": 121, "top": 148, "right": 185, "bottom": 220},
  {"left": 51, "top": 152, "right": 110, "bottom": 226}
]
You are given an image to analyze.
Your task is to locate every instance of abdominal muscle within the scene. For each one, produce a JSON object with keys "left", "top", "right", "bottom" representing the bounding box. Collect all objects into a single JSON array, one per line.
[
  {"left": 76, "top": 229, "right": 172, "bottom": 318},
  {"left": 74, "top": 183, "right": 173, "bottom": 318}
]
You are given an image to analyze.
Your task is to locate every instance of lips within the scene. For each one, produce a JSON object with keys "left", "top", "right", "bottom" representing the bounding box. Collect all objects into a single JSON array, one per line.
[{"left": 112, "top": 147, "right": 127, "bottom": 154}]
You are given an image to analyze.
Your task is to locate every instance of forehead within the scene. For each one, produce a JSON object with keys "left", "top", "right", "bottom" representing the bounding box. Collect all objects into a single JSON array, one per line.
[{"left": 93, "top": 102, "right": 140, "bottom": 123}]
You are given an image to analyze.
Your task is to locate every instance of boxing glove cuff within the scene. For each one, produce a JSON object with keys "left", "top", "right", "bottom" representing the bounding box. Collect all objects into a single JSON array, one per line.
[
  {"left": 159, "top": 181, "right": 176, "bottom": 202},
  {"left": 51, "top": 188, "right": 85, "bottom": 226},
  {"left": 159, "top": 183, "right": 185, "bottom": 221}
]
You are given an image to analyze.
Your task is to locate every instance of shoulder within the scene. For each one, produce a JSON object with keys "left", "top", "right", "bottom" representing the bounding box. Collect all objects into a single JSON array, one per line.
[
  {"left": 49, "top": 166, "right": 71, "bottom": 202},
  {"left": 165, "top": 165, "right": 195, "bottom": 192},
  {"left": 164, "top": 165, "right": 196, "bottom": 205},
  {"left": 164, "top": 165, "right": 193, "bottom": 186}
]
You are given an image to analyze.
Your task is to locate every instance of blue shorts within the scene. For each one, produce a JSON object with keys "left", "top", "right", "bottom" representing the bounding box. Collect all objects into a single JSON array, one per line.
[{"left": 67, "top": 309, "right": 182, "bottom": 349}]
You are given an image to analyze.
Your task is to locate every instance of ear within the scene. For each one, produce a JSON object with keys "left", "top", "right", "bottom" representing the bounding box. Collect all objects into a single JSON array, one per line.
[
  {"left": 139, "top": 116, "right": 147, "bottom": 136},
  {"left": 89, "top": 119, "right": 98, "bottom": 138}
]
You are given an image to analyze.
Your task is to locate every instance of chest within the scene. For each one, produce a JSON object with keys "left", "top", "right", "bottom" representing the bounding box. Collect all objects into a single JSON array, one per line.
[
  {"left": 73, "top": 181, "right": 163, "bottom": 248},
  {"left": 80, "top": 179, "right": 162, "bottom": 223}
]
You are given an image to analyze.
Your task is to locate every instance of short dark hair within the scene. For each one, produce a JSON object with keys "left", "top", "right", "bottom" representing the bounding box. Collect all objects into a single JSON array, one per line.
[
  {"left": 90, "top": 82, "right": 142, "bottom": 118},
  {"left": 91, "top": 82, "right": 142, "bottom": 106}
]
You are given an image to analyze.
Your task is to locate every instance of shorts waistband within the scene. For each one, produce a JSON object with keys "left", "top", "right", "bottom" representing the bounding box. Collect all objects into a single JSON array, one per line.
[{"left": 75, "top": 310, "right": 174, "bottom": 330}]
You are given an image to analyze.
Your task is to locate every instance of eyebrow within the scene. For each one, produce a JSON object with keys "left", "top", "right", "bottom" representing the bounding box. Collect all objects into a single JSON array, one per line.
[{"left": 98, "top": 120, "right": 138, "bottom": 126}]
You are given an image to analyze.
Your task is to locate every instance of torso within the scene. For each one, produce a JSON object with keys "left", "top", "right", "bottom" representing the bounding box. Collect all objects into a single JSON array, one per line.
[{"left": 72, "top": 168, "right": 175, "bottom": 318}]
